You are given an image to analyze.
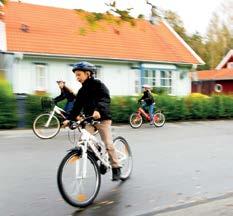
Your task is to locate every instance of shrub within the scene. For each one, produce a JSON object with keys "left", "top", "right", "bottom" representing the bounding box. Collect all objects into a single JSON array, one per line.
[
  {"left": 22, "top": 93, "right": 233, "bottom": 127},
  {"left": 111, "top": 96, "right": 137, "bottom": 123},
  {"left": 155, "top": 95, "right": 188, "bottom": 121},
  {"left": 0, "top": 77, "right": 18, "bottom": 128},
  {"left": 25, "top": 95, "right": 43, "bottom": 128}
]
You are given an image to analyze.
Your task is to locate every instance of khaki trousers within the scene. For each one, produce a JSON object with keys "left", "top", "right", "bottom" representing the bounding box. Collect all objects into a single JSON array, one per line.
[{"left": 95, "top": 120, "right": 120, "bottom": 168}]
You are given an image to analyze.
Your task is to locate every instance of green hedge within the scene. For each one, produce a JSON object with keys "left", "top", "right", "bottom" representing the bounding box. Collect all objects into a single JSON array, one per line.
[
  {"left": 0, "top": 78, "right": 18, "bottom": 129},
  {"left": 25, "top": 95, "right": 66, "bottom": 128},
  {"left": 2, "top": 93, "right": 233, "bottom": 128},
  {"left": 24, "top": 94, "right": 233, "bottom": 127},
  {"left": 25, "top": 95, "right": 43, "bottom": 128},
  {"left": 111, "top": 96, "right": 138, "bottom": 123}
]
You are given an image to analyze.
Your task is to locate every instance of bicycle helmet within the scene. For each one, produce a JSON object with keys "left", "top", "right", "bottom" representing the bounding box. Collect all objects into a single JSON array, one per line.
[
  {"left": 72, "top": 61, "right": 97, "bottom": 74},
  {"left": 142, "top": 84, "right": 152, "bottom": 89},
  {"left": 56, "top": 80, "right": 65, "bottom": 84}
]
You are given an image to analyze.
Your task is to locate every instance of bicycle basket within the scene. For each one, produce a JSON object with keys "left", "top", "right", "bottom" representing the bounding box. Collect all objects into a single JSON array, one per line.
[{"left": 41, "top": 97, "right": 55, "bottom": 111}]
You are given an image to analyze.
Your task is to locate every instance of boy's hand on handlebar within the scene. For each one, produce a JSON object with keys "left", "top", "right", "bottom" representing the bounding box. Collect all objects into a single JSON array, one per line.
[
  {"left": 63, "top": 120, "right": 70, "bottom": 127},
  {"left": 93, "top": 111, "right": 101, "bottom": 120},
  {"left": 76, "top": 115, "right": 83, "bottom": 121}
]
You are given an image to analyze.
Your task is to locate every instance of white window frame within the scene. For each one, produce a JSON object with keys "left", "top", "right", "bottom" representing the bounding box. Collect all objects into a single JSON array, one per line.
[
  {"left": 93, "top": 66, "right": 102, "bottom": 79},
  {"left": 142, "top": 69, "right": 174, "bottom": 94},
  {"left": 35, "top": 64, "right": 47, "bottom": 91},
  {"left": 142, "top": 69, "right": 157, "bottom": 88},
  {"left": 160, "top": 70, "right": 172, "bottom": 94}
]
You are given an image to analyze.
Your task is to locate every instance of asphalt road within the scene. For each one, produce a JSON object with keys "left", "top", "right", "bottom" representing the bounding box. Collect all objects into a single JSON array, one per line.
[{"left": 1, "top": 120, "right": 233, "bottom": 216}]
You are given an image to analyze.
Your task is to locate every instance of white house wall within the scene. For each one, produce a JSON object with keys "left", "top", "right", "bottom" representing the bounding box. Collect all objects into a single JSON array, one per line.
[
  {"left": 12, "top": 57, "right": 81, "bottom": 96},
  {"left": 11, "top": 57, "right": 137, "bottom": 96},
  {"left": 174, "top": 70, "right": 191, "bottom": 96},
  {"left": 10, "top": 56, "right": 192, "bottom": 96},
  {"left": 97, "top": 63, "right": 136, "bottom": 96}
]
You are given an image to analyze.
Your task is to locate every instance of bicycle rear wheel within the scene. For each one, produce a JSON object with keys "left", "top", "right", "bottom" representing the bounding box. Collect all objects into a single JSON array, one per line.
[
  {"left": 153, "top": 112, "right": 165, "bottom": 127},
  {"left": 32, "top": 113, "right": 60, "bottom": 139},
  {"left": 113, "top": 136, "right": 133, "bottom": 181},
  {"left": 57, "top": 151, "right": 101, "bottom": 207},
  {"left": 129, "top": 113, "right": 143, "bottom": 128}
]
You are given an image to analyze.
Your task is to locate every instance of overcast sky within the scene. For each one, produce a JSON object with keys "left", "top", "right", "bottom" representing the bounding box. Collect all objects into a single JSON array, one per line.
[{"left": 18, "top": 0, "right": 224, "bottom": 35}]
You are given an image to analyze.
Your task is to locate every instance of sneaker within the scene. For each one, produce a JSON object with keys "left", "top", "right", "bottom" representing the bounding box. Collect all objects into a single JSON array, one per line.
[
  {"left": 150, "top": 121, "right": 154, "bottom": 125},
  {"left": 112, "top": 167, "right": 121, "bottom": 181}
]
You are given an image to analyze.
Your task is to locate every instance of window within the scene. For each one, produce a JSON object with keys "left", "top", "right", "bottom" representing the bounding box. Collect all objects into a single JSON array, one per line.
[
  {"left": 134, "top": 70, "right": 141, "bottom": 93},
  {"left": 142, "top": 69, "right": 156, "bottom": 88},
  {"left": 160, "top": 70, "right": 172, "bottom": 94},
  {"left": 214, "top": 84, "right": 223, "bottom": 93},
  {"left": 35, "top": 64, "right": 47, "bottom": 90},
  {"left": 141, "top": 69, "right": 173, "bottom": 94},
  {"left": 93, "top": 66, "right": 102, "bottom": 79},
  {"left": 227, "top": 62, "right": 233, "bottom": 69}
]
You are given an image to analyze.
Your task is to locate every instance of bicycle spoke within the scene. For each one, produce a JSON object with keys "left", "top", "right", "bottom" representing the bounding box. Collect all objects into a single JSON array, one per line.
[{"left": 57, "top": 152, "right": 100, "bottom": 207}]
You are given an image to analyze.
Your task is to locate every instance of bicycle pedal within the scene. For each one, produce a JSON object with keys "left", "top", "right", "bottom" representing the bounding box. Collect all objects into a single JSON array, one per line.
[{"left": 99, "top": 164, "right": 107, "bottom": 175}]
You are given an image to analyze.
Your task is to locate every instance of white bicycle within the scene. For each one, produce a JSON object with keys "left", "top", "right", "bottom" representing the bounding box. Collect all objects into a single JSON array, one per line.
[
  {"left": 57, "top": 117, "right": 133, "bottom": 207},
  {"left": 32, "top": 97, "right": 98, "bottom": 139}
]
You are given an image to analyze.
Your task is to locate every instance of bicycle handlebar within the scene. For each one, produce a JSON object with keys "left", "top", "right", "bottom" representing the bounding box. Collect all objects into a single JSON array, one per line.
[{"left": 69, "top": 116, "right": 100, "bottom": 130}]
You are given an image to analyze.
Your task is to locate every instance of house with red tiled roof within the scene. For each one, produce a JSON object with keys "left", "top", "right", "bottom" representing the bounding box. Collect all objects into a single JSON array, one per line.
[
  {"left": 191, "top": 49, "right": 233, "bottom": 95},
  {"left": 0, "top": 2, "right": 204, "bottom": 96}
]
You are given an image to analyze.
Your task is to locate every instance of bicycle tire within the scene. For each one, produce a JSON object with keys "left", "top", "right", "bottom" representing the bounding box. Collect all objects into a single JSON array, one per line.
[
  {"left": 32, "top": 113, "right": 60, "bottom": 139},
  {"left": 129, "top": 113, "right": 143, "bottom": 129},
  {"left": 153, "top": 112, "right": 165, "bottom": 127},
  {"left": 113, "top": 136, "right": 133, "bottom": 181},
  {"left": 57, "top": 151, "right": 101, "bottom": 207}
]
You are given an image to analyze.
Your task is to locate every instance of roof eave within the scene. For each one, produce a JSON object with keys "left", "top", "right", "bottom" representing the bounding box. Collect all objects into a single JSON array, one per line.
[
  {"left": 6, "top": 51, "right": 199, "bottom": 66},
  {"left": 194, "top": 77, "right": 233, "bottom": 81}
]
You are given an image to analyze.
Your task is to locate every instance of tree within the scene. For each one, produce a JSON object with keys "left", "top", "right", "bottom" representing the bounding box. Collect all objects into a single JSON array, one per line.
[
  {"left": 163, "top": 10, "right": 189, "bottom": 42},
  {"left": 188, "top": 32, "right": 209, "bottom": 70},
  {"left": 0, "top": 0, "right": 7, "bottom": 5},
  {"left": 205, "top": 5, "right": 233, "bottom": 69}
]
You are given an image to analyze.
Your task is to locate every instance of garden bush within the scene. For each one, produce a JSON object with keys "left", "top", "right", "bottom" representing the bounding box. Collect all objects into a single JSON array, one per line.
[
  {"left": 0, "top": 77, "right": 18, "bottom": 128},
  {"left": 20, "top": 93, "right": 233, "bottom": 127}
]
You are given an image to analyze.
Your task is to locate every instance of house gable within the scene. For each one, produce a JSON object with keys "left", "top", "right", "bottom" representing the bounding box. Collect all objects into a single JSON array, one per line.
[{"left": 216, "top": 49, "right": 233, "bottom": 70}]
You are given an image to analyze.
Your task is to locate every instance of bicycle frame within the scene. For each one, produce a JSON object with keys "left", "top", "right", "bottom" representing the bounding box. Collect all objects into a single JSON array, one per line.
[
  {"left": 137, "top": 107, "right": 151, "bottom": 121},
  {"left": 74, "top": 125, "right": 111, "bottom": 179},
  {"left": 44, "top": 105, "right": 66, "bottom": 127}
]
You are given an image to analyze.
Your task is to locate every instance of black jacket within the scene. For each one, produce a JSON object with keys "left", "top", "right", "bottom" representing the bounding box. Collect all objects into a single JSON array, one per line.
[
  {"left": 69, "top": 77, "right": 111, "bottom": 120},
  {"left": 54, "top": 86, "right": 76, "bottom": 103},
  {"left": 140, "top": 90, "right": 155, "bottom": 106}
]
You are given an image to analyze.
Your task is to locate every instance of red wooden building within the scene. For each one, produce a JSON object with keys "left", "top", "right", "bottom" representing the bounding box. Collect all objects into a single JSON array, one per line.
[{"left": 191, "top": 50, "right": 233, "bottom": 95}]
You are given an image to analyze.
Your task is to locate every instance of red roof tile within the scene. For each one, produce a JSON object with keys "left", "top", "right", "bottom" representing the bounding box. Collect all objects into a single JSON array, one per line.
[
  {"left": 2, "top": 2, "right": 202, "bottom": 64},
  {"left": 193, "top": 69, "right": 233, "bottom": 81}
]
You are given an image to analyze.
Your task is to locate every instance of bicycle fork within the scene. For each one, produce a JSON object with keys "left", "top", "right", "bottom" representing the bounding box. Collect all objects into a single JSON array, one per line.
[
  {"left": 45, "top": 111, "right": 55, "bottom": 127},
  {"left": 75, "top": 143, "right": 88, "bottom": 180}
]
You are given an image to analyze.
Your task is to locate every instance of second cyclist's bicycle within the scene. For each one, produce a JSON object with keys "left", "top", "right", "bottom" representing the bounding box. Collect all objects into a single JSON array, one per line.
[
  {"left": 32, "top": 97, "right": 98, "bottom": 139},
  {"left": 129, "top": 102, "right": 165, "bottom": 128}
]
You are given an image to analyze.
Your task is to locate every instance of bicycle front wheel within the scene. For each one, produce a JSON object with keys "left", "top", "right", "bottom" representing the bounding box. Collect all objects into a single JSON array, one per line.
[
  {"left": 32, "top": 113, "right": 60, "bottom": 139},
  {"left": 113, "top": 136, "right": 133, "bottom": 181},
  {"left": 129, "top": 113, "right": 143, "bottom": 129},
  {"left": 153, "top": 112, "right": 165, "bottom": 127},
  {"left": 57, "top": 151, "right": 101, "bottom": 208}
]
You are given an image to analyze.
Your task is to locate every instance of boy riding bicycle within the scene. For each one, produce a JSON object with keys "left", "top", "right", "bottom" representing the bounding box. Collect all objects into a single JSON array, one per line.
[
  {"left": 138, "top": 84, "right": 155, "bottom": 125},
  {"left": 63, "top": 61, "right": 122, "bottom": 181}
]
